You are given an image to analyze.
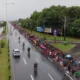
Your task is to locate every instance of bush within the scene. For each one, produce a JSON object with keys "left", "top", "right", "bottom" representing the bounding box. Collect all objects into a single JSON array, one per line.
[
  {"left": 63, "top": 41, "right": 68, "bottom": 45},
  {"left": 1, "top": 41, "right": 5, "bottom": 48},
  {"left": 3, "top": 30, "right": 6, "bottom": 33}
]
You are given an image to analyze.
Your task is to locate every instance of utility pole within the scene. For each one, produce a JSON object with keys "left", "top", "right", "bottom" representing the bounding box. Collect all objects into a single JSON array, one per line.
[
  {"left": 30, "top": 23, "right": 32, "bottom": 34},
  {"left": 64, "top": 16, "right": 67, "bottom": 41},
  {"left": 5, "top": 0, "right": 8, "bottom": 44},
  {"left": 43, "top": 18, "right": 46, "bottom": 39},
  {"left": 5, "top": 0, "right": 14, "bottom": 34}
]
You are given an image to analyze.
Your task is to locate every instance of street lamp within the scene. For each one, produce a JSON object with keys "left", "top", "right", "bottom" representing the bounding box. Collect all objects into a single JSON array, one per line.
[
  {"left": 63, "top": 16, "right": 67, "bottom": 41},
  {"left": 5, "top": 0, "right": 14, "bottom": 34},
  {"left": 29, "top": 22, "right": 32, "bottom": 34}
]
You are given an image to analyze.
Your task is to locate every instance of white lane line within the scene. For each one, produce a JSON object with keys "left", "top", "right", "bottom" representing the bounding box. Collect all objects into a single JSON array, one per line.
[
  {"left": 36, "top": 58, "right": 40, "bottom": 63},
  {"left": 65, "top": 73, "right": 73, "bottom": 80},
  {"left": 48, "top": 57, "right": 53, "bottom": 62},
  {"left": 30, "top": 75, "right": 34, "bottom": 80},
  {"left": 48, "top": 74, "right": 54, "bottom": 80},
  {"left": 23, "top": 58, "right": 27, "bottom": 64}
]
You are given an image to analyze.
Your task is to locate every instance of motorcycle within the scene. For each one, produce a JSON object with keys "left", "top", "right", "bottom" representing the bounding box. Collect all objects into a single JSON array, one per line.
[
  {"left": 34, "top": 63, "right": 38, "bottom": 76},
  {"left": 18, "top": 39, "right": 20, "bottom": 43},
  {"left": 22, "top": 43, "right": 25, "bottom": 51},
  {"left": 28, "top": 51, "right": 30, "bottom": 58},
  {"left": 23, "top": 45, "right": 25, "bottom": 51},
  {"left": 34, "top": 66, "right": 37, "bottom": 76}
]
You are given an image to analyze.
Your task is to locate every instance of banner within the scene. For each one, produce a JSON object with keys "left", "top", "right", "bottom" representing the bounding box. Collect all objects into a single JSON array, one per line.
[
  {"left": 53, "top": 29, "right": 57, "bottom": 37},
  {"left": 44, "top": 28, "right": 52, "bottom": 33},
  {"left": 37, "top": 27, "right": 44, "bottom": 32}
]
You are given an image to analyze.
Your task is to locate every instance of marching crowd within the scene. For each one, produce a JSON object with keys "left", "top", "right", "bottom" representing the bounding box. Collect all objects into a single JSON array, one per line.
[{"left": 12, "top": 24, "right": 80, "bottom": 80}]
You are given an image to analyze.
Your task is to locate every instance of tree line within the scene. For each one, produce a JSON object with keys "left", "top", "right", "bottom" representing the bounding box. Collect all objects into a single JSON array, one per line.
[{"left": 14, "top": 5, "right": 80, "bottom": 37}]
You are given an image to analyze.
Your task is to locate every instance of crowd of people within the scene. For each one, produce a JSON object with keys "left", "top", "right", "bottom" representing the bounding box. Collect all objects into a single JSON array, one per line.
[{"left": 13, "top": 24, "right": 80, "bottom": 80}]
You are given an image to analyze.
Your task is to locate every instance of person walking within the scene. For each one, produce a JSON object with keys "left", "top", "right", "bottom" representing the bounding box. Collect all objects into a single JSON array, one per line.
[
  {"left": 75, "top": 59, "right": 78, "bottom": 67},
  {"left": 68, "top": 64, "right": 71, "bottom": 72},
  {"left": 74, "top": 71, "right": 79, "bottom": 80},
  {"left": 71, "top": 67, "right": 75, "bottom": 75}
]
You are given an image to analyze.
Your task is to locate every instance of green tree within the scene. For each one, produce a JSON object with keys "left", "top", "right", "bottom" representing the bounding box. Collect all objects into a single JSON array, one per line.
[
  {"left": 15, "top": 5, "right": 80, "bottom": 38},
  {"left": 67, "top": 6, "right": 80, "bottom": 20},
  {"left": 30, "top": 11, "right": 41, "bottom": 30},
  {"left": 68, "top": 19, "right": 80, "bottom": 37}
]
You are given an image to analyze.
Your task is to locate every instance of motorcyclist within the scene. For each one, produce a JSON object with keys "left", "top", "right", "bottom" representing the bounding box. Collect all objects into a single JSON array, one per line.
[
  {"left": 18, "top": 37, "right": 20, "bottom": 40},
  {"left": 34, "top": 61, "right": 38, "bottom": 69},
  {"left": 27, "top": 47, "right": 31, "bottom": 53},
  {"left": 23, "top": 42, "right": 25, "bottom": 46},
  {"left": 34, "top": 61, "right": 38, "bottom": 76}
]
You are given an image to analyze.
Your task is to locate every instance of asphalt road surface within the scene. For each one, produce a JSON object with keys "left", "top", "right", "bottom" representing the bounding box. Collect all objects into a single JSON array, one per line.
[{"left": 8, "top": 23, "right": 63, "bottom": 80}]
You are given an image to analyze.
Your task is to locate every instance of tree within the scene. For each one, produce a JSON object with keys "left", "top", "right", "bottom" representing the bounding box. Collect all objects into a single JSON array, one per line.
[
  {"left": 67, "top": 6, "right": 80, "bottom": 20},
  {"left": 68, "top": 19, "right": 80, "bottom": 37},
  {"left": 15, "top": 5, "right": 80, "bottom": 38},
  {"left": 30, "top": 11, "right": 41, "bottom": 30}
]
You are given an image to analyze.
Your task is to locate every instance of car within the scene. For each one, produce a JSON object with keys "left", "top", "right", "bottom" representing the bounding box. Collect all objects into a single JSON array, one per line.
[{"left": 13, "top": 49, "right": 21, "bottom": 57}]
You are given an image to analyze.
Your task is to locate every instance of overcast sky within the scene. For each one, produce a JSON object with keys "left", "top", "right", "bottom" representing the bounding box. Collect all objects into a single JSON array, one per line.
[{"left": 0, "top": 0, "right": 80, "bottom": 21}]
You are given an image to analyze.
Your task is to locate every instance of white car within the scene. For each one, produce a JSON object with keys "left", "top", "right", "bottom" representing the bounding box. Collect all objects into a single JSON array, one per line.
[{"left": 13, "top": 49, "right": 21, "bottom": 57}]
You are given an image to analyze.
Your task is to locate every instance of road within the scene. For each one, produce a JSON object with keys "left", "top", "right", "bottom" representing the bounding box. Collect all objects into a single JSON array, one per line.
[{"left": 8, "top": 23, "right": 63, "bottom": 80}]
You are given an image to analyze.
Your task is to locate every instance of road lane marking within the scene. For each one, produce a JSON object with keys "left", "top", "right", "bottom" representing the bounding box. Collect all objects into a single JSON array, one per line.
[
  {"left": 48, "top": 57, "right": 53, "bottom": 62},
  {"left": 30, "top": 75, "right": 34, "bottom": 80},
  {"left": 65, "top": 73, "right": 73, "bottom": 80},
  {"left": 48, "top": 74, "right": 54, "bottom": 80},
  {"left": 23, "top": 58, "right": 27, "bottom": 64},
  {"left": 36, "top": 58, "right": 40, "bottom": 63}
]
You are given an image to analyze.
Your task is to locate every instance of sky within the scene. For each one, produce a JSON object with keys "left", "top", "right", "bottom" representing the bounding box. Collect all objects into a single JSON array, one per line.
[{"left": 0, "top": 0, "right": 80, "bottom": 21}]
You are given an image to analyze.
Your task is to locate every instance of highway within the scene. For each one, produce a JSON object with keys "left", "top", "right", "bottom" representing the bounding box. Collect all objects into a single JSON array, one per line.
[{"left": 8, "top": 23, "right": 63, "bottom": 80}]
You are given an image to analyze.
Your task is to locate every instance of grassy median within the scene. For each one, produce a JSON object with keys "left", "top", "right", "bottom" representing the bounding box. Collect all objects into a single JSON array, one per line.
[
  {"left": 26, "top": 29, "right": 78, "bottom": 52},
  {"left": 52, "top": 43, "right": 74, "bottom": 52},
  {"left": 0, "top": 38, "right": 10, "bottom": 80}
]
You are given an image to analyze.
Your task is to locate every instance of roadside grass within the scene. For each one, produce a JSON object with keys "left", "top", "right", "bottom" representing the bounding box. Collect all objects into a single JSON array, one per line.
[
  {"left": 26, "top": 29, "right": 80, "bottom": 42},
  {"left": 0, "top": 38, "right": 10, "bottom": 80},
  {"left": 26, "top": 29, "right": 78, "bottom": 52},
  {"left": 51, "top": 43, "right": 74, "bottom": 52}
]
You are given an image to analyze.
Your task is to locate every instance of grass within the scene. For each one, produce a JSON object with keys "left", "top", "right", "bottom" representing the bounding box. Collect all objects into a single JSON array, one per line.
[
  {"left": 0, "top": 38, "right": 10, "bottom": 80},
  {"left": 26, "top": 29, "right": 79, "bottom": 52},
  {"left": 26, "top": 29, "right": 80, "bottom": 42},
  {"left": 51, "top": 43, "right": 74, "bottom": 52}
]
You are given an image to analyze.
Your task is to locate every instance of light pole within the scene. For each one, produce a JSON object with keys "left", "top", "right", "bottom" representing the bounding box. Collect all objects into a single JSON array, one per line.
[
  {"left": 64, "top": 16, "right": 67, "bottom": 41},
  {"left": 5, "top": 0, "right": 14, "bottom": 34},
  {"left": 6, "top": 0, "right": 8, "bottom": 34},
  {"left": 29, "top": 22, "right": 32, "bottom": 34}
]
